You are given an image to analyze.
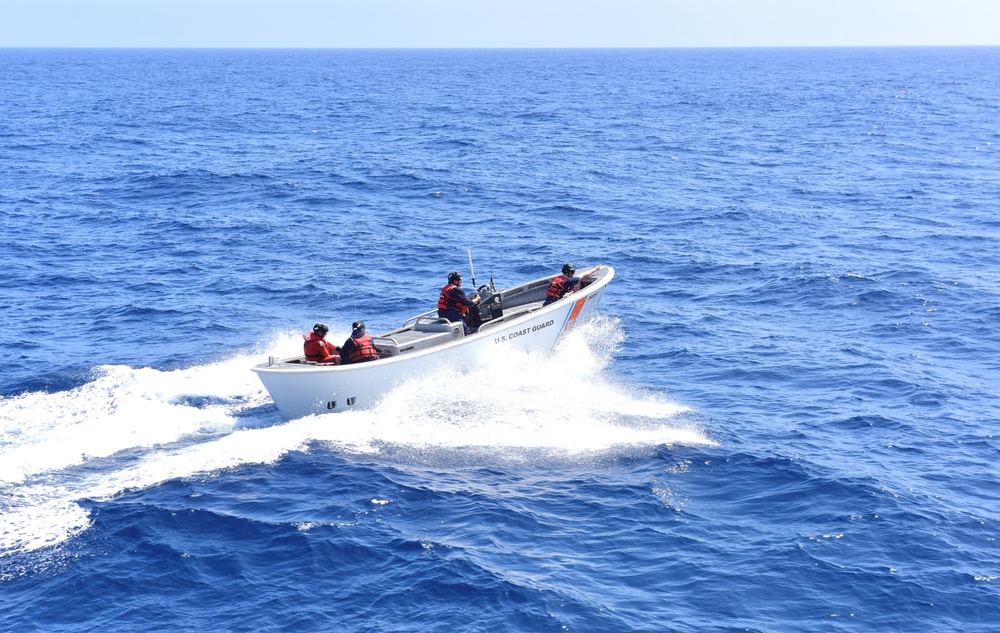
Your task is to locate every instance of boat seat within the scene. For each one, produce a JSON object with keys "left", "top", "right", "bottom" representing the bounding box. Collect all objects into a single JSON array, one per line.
[
  {"left": 414, "top": 318, "right": 456, "bottom": 333},
  {"left": 372, "top": 338, "right": 399, "bottom": 357},
  {"left": 373, "top": 321, "right": 463, "bottom": 357}
]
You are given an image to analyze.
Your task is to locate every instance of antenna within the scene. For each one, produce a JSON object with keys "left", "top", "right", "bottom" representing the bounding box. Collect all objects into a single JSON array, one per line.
[{"left": 467, "top": 248, "right": 477, "bottom": 289}]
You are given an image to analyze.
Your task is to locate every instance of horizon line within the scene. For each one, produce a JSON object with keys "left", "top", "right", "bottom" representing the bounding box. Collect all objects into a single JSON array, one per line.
[{"left": 3, "top": 44, "right": 998, "bottom": 51}]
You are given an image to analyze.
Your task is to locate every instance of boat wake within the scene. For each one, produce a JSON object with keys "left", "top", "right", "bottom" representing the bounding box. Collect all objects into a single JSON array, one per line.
[{"left": 0, "top": 316, "right": 710, "bottom": 556}]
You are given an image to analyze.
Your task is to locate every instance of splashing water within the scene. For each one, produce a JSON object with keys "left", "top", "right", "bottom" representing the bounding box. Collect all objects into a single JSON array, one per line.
[{"left": 0, "top": 317, "right": 708, "bottom": 555}]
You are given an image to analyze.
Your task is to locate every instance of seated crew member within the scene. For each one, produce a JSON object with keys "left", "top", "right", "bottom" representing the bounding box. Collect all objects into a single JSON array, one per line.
[
  {"left": 543, "top": 264, "right": 602, "bottom": 306},
  {"left": 437, "top": 271, "right": 481, "bottom": 335},
  {"left": 303, "top": 323, "right": 341, "bottom": 364},
  {"left": 340, "top": 320, "right": 380, "bottom": 364}
]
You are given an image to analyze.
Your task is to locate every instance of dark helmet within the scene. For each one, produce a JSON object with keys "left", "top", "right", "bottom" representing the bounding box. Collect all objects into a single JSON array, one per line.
[
  {"left": 447, "top": 271, "right": 462, "bottom": 284},
  {"left": 313, "top": 322, "right": 329, "bottom": 335},
  {"left": 352, "top": 320, "right": 365, "bottom": 331},
  {"left": 562, "top": 263, "right": 576, "bottom": 276}
]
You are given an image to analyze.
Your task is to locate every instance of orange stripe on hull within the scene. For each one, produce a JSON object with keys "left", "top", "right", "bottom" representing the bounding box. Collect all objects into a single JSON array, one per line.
[{"left": 555, "top": 296, "right": 588, "bottom": 345}]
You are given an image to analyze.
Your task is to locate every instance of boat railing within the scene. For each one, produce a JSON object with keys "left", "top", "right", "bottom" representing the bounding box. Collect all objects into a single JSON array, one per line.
[
  {"left": 400, "top": 309, "right": 438, "bottom": 330},
  {"left": 476, "top": 302, "right": 546, "bottom": 333},
  {"left": 383, "top": 266, "right": 608, "bottom": 344}
]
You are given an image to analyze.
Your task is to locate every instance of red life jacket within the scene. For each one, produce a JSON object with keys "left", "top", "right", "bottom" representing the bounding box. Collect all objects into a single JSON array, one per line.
[
  {"left": 344, "top": 333, "right": 379, "bottom": 363},
  {"left": 546, "top": 275, "right": 572, "bottom": 302},
  {"left": 303, "top": 332, "right": 340, "bottom": 363},
  {"left": 438, "top": 283, "right": 468, "bottom": 316}
]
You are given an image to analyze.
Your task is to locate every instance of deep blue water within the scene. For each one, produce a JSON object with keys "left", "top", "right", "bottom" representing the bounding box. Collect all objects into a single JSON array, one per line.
[{"left": 2, "top": 47, "right": 1000, "bottom": 632}]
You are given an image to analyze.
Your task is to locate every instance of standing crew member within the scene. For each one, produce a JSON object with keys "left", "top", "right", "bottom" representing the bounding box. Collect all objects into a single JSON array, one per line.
[
  {"left": 543, "top": 264, "right": 602, "bottom": 306},
  {"left": 438, "top": 271, "right": 481, "bottom": 335},
  {"left": 303, "top": 323, "right": 341, "bottom": 364},
  {"left": 340, "top": 321, "right": 380, "bottom": 364}
]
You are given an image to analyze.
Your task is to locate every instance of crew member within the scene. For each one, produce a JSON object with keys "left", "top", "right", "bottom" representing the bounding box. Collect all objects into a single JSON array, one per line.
[
  {"left": 438, "top": 271, "right": 481, "bottom": 335},
  {"left": 543, "top": 264, "right": 601, "bottom": 306},
  {"left": 303, "top": 323, "right": 341, "bottom": 364},
  {"left": 340, "top": 321, "right": 380, "bottom": 364}
]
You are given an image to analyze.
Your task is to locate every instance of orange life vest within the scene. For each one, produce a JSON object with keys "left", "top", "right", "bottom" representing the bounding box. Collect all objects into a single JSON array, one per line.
[
  {"left": 546, "top": 275, "right": 573, "bottom": 303},
  {"left": 438, "top": 283, "right": 468, "bottom": 316},
  {"left": 344, "top": 333, "right": 379, "bottom": 363},
  {"left": 303, "top": 332, "right": 339, "bottom": 363}
]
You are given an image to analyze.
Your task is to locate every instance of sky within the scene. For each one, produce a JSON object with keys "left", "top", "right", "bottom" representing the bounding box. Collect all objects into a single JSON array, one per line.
[{"left": 2, "top": 0, "right": 999, "bottom": 48}]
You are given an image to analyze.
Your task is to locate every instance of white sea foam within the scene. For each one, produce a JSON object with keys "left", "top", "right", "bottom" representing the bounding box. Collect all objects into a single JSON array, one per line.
[{"left": 0, "top": 319, "right": 708, "bottom": 556}]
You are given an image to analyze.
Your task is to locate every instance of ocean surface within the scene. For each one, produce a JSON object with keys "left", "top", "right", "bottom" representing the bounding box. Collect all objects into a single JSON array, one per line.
[{"left": 1, "top": 47, "right": 999, "bottom": 632}]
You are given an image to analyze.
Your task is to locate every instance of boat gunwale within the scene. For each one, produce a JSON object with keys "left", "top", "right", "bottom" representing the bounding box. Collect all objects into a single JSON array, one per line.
[{"left": 251, "top": 266, "right": 613, "bottom": 374}]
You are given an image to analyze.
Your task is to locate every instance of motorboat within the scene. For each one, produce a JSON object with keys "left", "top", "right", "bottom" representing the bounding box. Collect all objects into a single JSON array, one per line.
[{"left": 252, "top": 266, "right": 615, "bottom": 419}]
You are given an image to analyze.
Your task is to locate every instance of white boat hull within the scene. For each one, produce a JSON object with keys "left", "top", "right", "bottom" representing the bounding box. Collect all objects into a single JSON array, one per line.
[{"left": 253, "top": 266, "right": 614, "bottom": 420}]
